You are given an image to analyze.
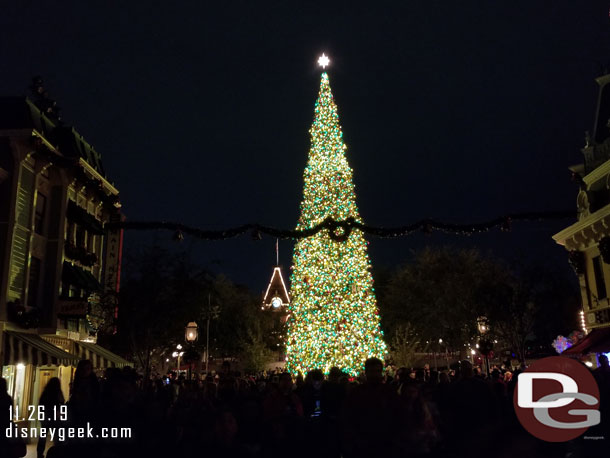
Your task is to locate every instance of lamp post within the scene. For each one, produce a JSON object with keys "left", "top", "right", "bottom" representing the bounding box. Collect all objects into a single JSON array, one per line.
[
  {"left": 439, "top": 338, "right": 450, "bottom": 370},
  {"left": 172, "top": 344, "right": 184, "bottom": 377},
  {"left": 477, "top": 316, "right": 489, "bottom": 335},
  {"left": 477, "top": 316, "right": 491, "bottom": 377},
  {"left": 204, "top": 295, "right": 220, "bottom": 375},
  {"left": 185, "top": 322, "right": 198, "bottom": 380}
]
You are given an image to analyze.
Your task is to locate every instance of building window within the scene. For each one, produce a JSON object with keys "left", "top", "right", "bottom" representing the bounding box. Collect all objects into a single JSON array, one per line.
[
  {"left": 67, "top": 319, "right": 79, "bottom": 332},
  {"left": 28, "top": 257, "right": 41, "bottom": 308},
  {"left": 593, "top": 256, "right": 607, "bottom": 301},
  {"left": 68, "top": 285, "right": 80, "bottom": 299},
  {"left": 34, "top": 192, "right": 47, "bottom": 235},
  {"left": 66, "top": 223, "right": 74, "bottom": 244},
  {"left": 76, "top": 226, "right": 86, "bottom": 248},
  {"left": 88, "top": 233, "right": 95, "bottom": 254}
]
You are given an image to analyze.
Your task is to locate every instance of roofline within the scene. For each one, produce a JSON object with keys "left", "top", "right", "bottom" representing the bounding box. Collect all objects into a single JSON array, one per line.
[
  {"left": 553, "top": 204, "right": 610, "bottom": 246},
  {"left": 78, "top": 158, "right": 118, "bottom": 196},
  {"left": 263, "top": 266, "right": 290, "bottom": 304}
]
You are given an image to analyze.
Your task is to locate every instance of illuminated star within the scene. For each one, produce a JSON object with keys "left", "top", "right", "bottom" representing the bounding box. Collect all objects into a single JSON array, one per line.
[{"left": 317, "top": 53, "right": 330, "bottom": 69}]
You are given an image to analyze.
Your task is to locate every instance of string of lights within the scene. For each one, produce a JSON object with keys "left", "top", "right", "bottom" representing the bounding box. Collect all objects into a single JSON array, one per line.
[{"left": 104, "top": 210, "right": 574, "bottom": 242}]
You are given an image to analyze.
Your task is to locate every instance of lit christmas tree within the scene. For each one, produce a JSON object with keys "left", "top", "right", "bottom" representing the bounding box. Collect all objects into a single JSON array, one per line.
[{"left": 286, "top": 64, "right": 387, "bottom": 376}]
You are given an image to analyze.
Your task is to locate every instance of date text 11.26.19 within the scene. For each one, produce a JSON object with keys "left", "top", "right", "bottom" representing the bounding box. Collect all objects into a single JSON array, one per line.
[{"left": 9, "top": 405, "right": 67, "bottom": 422}]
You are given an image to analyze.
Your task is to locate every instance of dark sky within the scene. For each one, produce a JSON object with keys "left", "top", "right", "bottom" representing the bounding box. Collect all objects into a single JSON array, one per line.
[{"left": 2, "top": 1, "right": 610, "bottom": 293}]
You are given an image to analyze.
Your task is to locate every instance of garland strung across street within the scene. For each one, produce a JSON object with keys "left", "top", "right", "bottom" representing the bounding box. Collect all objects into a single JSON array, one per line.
[{"left": 104, "top": 210, "right": 574, "bottom": 242}]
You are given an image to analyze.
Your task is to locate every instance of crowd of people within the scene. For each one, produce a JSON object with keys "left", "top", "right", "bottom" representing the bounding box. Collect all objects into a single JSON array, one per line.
[{"left": 1, "top": 356, "right": 609, "bottom": 458}]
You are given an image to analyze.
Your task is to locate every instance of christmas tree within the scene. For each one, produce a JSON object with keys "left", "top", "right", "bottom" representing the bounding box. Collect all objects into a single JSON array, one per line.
[{"left": 286, "top": 71, "right": 387, "bottom": 376}]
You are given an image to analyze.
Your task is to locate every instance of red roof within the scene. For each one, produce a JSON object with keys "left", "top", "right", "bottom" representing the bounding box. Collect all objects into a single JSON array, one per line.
[{"left": 562, "top": 327, "right": 610, "bottom": 355}]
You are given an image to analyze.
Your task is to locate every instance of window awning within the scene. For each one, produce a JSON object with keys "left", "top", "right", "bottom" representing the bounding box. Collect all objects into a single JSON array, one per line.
[
  {"left": 72, "top": 341, "right": 132, "bottom": 369},
  {"left": 562, "top": 327, "right": 610, "bottom": 355},
  {"left": 3, "top": 331, "right": 79, "bottom": 366},
  {"left": 62, "top": 262, "right": 101, "bottom": 292},
  {"left": 66, "top": 200, "right": 104, "bottom": 235}
]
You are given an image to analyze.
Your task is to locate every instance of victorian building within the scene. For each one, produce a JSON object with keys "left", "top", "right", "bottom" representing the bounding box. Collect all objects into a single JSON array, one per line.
[
  {"left": 553, "top": 74, "right": 610, "bottom": 354},
  {"left": 0, "top": 84, "right": 129, "bottom": 419},
  {"left": 261, "top": 241, "right": 290, "bottom": 364}
]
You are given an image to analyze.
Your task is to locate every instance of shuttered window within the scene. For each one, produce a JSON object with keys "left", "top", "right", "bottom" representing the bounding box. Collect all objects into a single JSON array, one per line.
[
  {"left": 593, "top": 256, "right": 607, "bottom": 301},
  {"left": 8, "top": 165, "right": 35, "bottom": 300}
]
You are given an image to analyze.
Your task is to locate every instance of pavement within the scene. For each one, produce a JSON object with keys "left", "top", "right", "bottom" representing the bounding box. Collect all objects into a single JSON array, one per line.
[{"left": 25, "top": 442, "right": 50, "bottom": 458}]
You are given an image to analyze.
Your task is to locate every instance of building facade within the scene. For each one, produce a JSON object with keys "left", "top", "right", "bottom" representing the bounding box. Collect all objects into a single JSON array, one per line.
[
  {"left": 553, "top": 74, "right": 610, "bottom": 333},
  {"left": 0, "top": 94, "right": 126, "bottom": 417},
  {"left": 261, "top": 257, "right": 290, "bottom": 366}
]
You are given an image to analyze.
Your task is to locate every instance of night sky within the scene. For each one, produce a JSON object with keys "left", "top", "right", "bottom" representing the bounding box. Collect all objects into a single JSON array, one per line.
[{"left": 2, "top": 1, "right": 610, "bottom": 293}]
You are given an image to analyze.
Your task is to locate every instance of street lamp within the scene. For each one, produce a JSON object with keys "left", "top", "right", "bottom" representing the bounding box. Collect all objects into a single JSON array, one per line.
[
  {"left": 185, "top": 322, "right": 199, "bottom": 380},
  {"left": 477, "top": 317, "right": 492, "bottom": 376},
  {"left": 185, "top": 322, "right": 198, "bottom": 342},
  {"left": 439, "top": 338, "right": 450, "bottom": 369},
  {"left": 477, "top": 316, "right": 489, "bottom": 335},
  {"left": 172, "top": 346, "right": 184, "bottom": 376}
]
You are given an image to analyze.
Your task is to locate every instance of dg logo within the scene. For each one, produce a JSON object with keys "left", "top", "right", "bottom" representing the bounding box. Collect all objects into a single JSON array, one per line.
[{"left": 514, "top": 356, "right": 601, "bottom": 442}]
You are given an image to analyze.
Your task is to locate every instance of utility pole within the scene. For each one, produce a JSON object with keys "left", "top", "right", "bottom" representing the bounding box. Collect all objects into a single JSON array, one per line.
[
  {"left": 203, "top": 293, "right": 220, "bottom": 375},
  {"left": 206, "top": 294, "right": 211, "bottom": 374}
]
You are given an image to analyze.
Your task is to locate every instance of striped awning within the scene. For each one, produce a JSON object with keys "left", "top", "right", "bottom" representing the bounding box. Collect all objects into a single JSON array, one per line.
[
  {"left": 3, "top": 331, "right": 79, "bottom": 366},
  {"left": 72, "top": 341, "right": 132, "bottom": 369},
  {"left": 62, "top": 262, "right": 101, "bottom": 292}
]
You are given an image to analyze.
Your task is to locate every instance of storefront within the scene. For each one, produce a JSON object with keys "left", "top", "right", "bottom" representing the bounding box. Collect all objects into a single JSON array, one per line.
[
  {"left": 2, "top": 330, "right": 133, "bottom": 424},
  {"left": 1, "top": 330, "right": 79, "bottom": 422}
]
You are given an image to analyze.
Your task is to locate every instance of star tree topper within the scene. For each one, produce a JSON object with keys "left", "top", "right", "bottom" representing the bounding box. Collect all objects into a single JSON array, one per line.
[{"left": 317, "top": 53, "right": 330, "bottom": 69}]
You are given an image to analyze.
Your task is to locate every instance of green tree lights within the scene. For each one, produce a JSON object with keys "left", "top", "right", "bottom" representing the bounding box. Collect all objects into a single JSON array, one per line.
[{"left": 286, "top": 73, "right": 387, "bottom": 376}]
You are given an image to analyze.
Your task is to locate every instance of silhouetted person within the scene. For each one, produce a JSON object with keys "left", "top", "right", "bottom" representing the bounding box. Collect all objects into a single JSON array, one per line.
[
  {"left": 68, "top": 360, "right": 100, "bottom": 427},
  {"left": 587, "top": 354, "right": 610, "bottom": 457},
  {"left": 341, "top": 358, "right": 399, "bottom": 458},
  {"left": 595, "top": 354, "right": 610, "bottom": 380},
  {"left": 209, "top": 408, "right": 242, "bottom": 457},
  {"left": 0, "top": 378, "right": 15, "bottom": 457},
  {"left": 220, "top": 360, "right": 232, "bottom": 378},
  {"left": 397, "top": 382, "right": 439, "bottom": 456},
  {"left": 393, "top": 367, "right": 409, "bottom": 394},
  {"left": 263, "top": 372, "right": 303, "bottom": 456},
  {"left": 444, "top": 360, "right": 495, "bottom": 455},
  {"left": 322, "top": 366, "right": 346, "bottom": 420},
  {"left": 0, "top": 377, "right": 11, "bottom": 431},
  {"left": 299, "top": 369, "right": 324, "bottom": 418},
  {"left": 415, "top": 368, "right": 426, "bottom": 385},
  {"left": 37, "top": 378, "right": 65, "bottom": 458}
]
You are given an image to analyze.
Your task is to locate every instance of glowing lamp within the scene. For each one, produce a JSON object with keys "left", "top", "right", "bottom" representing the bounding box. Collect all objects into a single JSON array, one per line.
[
  {"left": 185, "top": 321, "right": 198, "bottom": 342},
  {"left": 477, "top": 316, "right": 489, "bottom": 335}
]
